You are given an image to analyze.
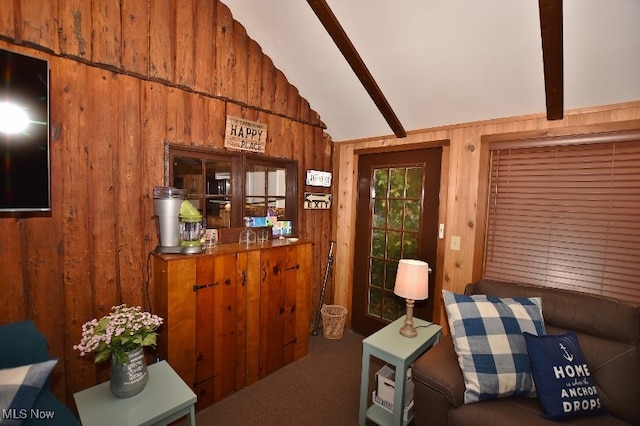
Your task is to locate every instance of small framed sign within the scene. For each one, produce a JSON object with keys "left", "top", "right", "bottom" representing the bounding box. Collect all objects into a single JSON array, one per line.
[
  {"left": 304, "top": 192, "right": 332, "bottom": 209},
  {"left": 305, "top": 170, "right": 332, "bottom": 187},
  {"left": 224, "top": 116, "right": 267, "bottom": 153}
]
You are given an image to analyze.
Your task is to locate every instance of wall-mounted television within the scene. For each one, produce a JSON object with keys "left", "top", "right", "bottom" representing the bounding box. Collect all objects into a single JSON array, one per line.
[{"left": 0, "top": 48, "right": 50, "bottom": 213}]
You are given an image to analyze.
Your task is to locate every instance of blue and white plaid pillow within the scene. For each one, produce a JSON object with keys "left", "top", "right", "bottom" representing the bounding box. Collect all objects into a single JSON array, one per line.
[
  {"left": 443, "top": 290, "right": 545, "bottom": 404},
  {"left": 0, "top": 359, "right": 57, "bottom": 424}
]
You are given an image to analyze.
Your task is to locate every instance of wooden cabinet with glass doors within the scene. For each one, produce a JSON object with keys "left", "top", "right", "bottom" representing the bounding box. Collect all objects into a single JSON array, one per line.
[{"left": 152, "top": 239, "right": 311, "bottom": 410}]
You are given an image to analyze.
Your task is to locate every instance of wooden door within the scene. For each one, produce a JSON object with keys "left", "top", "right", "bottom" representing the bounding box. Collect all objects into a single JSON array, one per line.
[
  {"left": 258, "top": 246, "right": 300, "bottom": 378},
  {"left": 194, "top": 253, "right": 244, "bottom": 408},
  {"left": 352, "top": 148, "right": 442, "bottom": 335}
]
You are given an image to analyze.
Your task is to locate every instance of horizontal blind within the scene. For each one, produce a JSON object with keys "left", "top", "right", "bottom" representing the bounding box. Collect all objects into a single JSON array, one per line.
[{"left": 485, "top": 140, "right": 640, "bottom": 305}]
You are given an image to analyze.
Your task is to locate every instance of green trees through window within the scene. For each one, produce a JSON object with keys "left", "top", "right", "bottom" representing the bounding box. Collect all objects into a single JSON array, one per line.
[{"left": 368, "top": 166, "right": 424, "bottom": 321}]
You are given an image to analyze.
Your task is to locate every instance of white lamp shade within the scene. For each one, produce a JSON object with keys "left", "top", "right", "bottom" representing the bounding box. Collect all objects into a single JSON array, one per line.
[{"left": 394, "top": 259, "right": 429, "bottom": 300}]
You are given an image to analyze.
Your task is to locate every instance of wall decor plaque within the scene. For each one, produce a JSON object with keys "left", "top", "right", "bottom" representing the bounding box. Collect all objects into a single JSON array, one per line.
[
  {"left": 304, "top": 192, "right": 332, "bottom": 209},
  {"left": 224, "top": 116, "right": 267, "bottom": 153},
  {"left": 305, "top": 169, "right": 332, "bottom": 187}
]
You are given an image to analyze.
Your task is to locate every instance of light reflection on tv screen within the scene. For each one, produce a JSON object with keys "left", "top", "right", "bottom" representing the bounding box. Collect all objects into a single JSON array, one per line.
[{"left": 0, "top": 49, "right": 50, "bottom": 212}]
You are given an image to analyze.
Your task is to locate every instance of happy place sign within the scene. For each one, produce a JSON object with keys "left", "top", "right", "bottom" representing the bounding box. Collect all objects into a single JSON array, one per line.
[{"left": 224, "top": 116, "right": 267, "bottom": 153}]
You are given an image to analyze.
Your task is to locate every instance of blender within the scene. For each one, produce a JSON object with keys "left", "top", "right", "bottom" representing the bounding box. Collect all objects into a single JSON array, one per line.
[
  {"left": 153, "top": 186, "right": 185, "bottom": 253},
  {"left": 179, "top": 200, "right": 206, "bottom": 254}
]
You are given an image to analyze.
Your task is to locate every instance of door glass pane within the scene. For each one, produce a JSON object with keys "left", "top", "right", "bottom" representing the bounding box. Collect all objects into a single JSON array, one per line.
[
  {"left": 403, "top": 232, "right": 419, "bottom": 258},
  {"left": 370, "top": 258, "right": 385, "bottom": 287},
  {"left": 406, "top": 167, "right": 423, "bottom": 198},
  {"left": 382, "top": 292, "right": 401, "bottom": 321},
  {"left": 404, "top": 200, "right": 421, "bottom": 231},
  {"left": 372, "top": 199, "right": 387, "bottom": 228},
  {"left": 388, "top": 200, "right": 403, "bottom": 230},
  {"left": 386, "top": 230, "right": 402, "bottom": 260},
  {"left": 368, "top": 287, "right": 382, "bottom": 316},
  {"left": 373, "top": 169, "right": 388, "bottom": 198},
  {"left": 367, "top": 166, "right": 425, "bottom": 322},
  {"left": 384, "top": 261, "right": 397, "bottom": 290},
  {"left": 389, "top": 168, "right": 405, "bottom": 198},
  {"left": 371, "top": 229, "right": 386, "bottom": 257}
]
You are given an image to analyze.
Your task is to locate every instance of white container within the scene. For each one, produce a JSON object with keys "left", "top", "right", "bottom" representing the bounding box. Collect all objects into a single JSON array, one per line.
[
  {"left": 372, "top": 391, "right": 414, "bottom": 422},
  {"left": 375, "top": 365, "right": 414, "bottom": 410}
]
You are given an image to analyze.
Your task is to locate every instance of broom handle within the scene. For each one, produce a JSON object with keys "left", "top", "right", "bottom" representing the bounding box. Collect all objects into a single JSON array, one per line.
[{"left": 312, "top": 240, "right": 335, "bottom": 336}]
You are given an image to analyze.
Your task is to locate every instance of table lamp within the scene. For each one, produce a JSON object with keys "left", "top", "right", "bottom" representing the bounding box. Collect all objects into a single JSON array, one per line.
[{"left": 394, "top": 259, "right": 429, "bottom": 338}]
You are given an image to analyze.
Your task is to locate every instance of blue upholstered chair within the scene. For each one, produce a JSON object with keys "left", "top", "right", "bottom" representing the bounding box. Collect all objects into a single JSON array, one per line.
[{"left": 0, "top": 320, "right": 79, "bottom": 425}]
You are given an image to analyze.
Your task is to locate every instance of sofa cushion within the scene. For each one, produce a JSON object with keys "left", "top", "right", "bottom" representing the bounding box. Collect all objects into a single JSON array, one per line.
[
  {"left": 524, "top": 331, "right": 608, "bottom": 420},
  {"left": 448, "top": 396, "right": 628, "bottom": 426},
  {"left": 0, "top": 359, "right": 58, "bottom": 421},
  {"left": 443, "top": 290, "right": 546, "bottom": 404}
]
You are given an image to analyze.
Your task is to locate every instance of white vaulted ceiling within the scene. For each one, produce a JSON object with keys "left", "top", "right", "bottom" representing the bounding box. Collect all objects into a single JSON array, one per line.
[{"left": 222, "top": 0, "right": 640, "bottom": 142}]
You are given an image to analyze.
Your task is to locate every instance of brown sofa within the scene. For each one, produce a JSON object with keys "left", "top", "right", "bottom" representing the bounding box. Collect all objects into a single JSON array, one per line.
[{"left": 412, "top": 279, "right": 640, "bottom": 425}]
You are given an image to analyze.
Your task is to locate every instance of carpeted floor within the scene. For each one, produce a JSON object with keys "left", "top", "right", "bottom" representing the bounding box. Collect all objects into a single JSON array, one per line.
[{"left": 188, "top": 329, "right": 368, "bottom": 426}]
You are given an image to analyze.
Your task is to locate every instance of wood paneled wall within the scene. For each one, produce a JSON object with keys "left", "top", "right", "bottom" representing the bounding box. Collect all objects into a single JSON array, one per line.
[
  {"left": 332, "top": 101, "right": 640, "bottom": 332},
  {"left": 0, "top": 0, "right": 332, "bottom": 407}
]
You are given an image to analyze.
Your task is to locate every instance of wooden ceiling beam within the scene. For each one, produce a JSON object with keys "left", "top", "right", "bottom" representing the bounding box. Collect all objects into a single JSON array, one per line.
[
  {"left": 539, "top": 0, "right": 564, "bottom": 120},
  {"left": 307, "top": 0, "right": 407, "bottom": 138}
]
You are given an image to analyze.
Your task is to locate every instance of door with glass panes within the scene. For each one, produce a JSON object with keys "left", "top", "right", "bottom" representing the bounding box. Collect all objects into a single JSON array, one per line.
[{"left": 352, "top": 148, "right": 441, "bottom": 336}]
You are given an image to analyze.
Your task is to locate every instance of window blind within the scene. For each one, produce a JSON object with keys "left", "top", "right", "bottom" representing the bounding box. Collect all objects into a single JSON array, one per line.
[{"left": 485, "top": 139, "right": 640, "bottom": 304}]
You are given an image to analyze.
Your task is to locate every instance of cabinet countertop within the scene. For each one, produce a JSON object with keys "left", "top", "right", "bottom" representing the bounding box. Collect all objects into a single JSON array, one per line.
[{"left": 152, "top": 238, "right": 313, "bottom": 260}]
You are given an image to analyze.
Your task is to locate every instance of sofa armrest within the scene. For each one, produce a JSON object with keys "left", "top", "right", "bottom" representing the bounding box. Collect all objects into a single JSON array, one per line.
[
  {"left": 0, "top": 321, "right": 80, "bottom": 426},
  {"left": 413, "top": 334, "right": 465, "bottom": 406},
  {"left": 0, "top": 321, "right": 51, "bottom": 368},
  {"left": 412, "top": 334, "right": 465, "bottom": 425}
]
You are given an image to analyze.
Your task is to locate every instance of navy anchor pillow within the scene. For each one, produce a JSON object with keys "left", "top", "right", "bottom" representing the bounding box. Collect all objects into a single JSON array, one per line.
[{"left": 523, "top": 331, "right": 608, "bottom": 420}]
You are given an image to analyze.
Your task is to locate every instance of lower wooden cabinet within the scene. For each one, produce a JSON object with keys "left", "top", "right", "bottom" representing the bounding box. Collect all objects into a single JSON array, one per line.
[{"left": 152, "top": 240, "right": 311, "bottom": 410}]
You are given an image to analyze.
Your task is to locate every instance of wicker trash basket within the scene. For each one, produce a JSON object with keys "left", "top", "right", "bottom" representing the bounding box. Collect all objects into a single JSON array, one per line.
[{"left": 320, "top": 304, "right": 348, "bottom": 339}]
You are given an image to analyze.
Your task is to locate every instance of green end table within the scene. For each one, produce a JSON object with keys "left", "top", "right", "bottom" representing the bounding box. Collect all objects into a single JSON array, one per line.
[
  {"left": 74, "top": 360, "right": 197, "bottom": 426},
  {"left": 359, "top": 316, "right": 442, "bottom": 426}
]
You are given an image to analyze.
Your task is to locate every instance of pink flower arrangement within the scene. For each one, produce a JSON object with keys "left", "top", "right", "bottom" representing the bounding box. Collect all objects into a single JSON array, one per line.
[{"left": 74, "top": 304, "right": 163, "bottom": 365}]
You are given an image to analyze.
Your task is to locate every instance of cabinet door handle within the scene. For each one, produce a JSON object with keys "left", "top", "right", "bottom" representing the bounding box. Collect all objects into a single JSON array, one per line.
[
  {"left": 241, "top": 270, "right": 246, "bottom": 286},
  {"left": 283, "top": 337, "right": 297, "bottom": 347},
  {"left": 262, "top": 267, "right": 267, "bottom": 281},
  {"left": 224, "top": 278, "right": 232, "bottom": 286},
  {"left": 285, "top": 264, "right": 300, "bottom": 271},
  {"left": 193, "top": 282, "right": 218, "bottom": 291},
  {"left": 193, "top": 374, "right": 217, "bottom": 388}
]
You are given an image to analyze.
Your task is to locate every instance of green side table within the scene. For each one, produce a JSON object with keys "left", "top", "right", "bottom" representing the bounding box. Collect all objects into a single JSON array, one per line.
[
  {"left": 74, "top": 360, "right": 197, "bottom": 426},
  {"left": 359, "top": 316, "right": 442, "bottom": 426}
]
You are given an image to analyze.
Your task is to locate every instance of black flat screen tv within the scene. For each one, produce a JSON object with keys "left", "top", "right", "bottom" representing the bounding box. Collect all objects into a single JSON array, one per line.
[{"left": 0, "top": 48, "right": 50, "bottom": 212}]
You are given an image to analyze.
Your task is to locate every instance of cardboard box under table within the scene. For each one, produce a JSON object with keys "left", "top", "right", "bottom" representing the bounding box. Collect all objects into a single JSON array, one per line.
[{"left": 373, "top": 364, "right": 415, "bottom": 421}]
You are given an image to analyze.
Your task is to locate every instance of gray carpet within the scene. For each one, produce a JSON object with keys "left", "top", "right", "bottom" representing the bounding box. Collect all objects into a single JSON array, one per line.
[{"left": 189, "top": 329, "right": 366, "bottom": 426}]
